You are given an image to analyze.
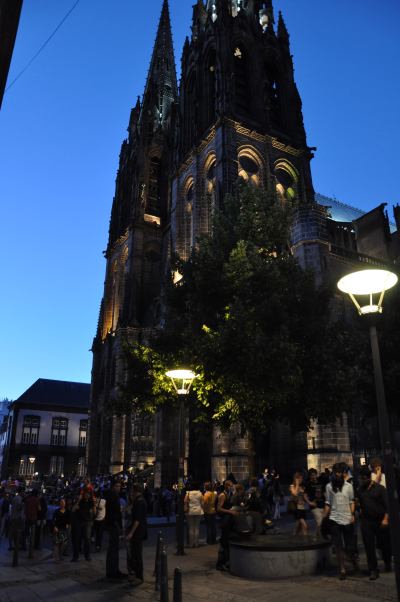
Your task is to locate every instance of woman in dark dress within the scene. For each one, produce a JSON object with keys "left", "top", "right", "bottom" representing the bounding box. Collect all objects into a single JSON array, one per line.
[{"left": 53, "top": 499, "right": 71, "bottom": 561}]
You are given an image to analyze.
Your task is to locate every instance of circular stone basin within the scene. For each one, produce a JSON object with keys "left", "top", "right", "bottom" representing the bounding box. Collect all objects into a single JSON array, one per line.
[{"left": 229, "top": 533, "right": 331, "bottom": 579}]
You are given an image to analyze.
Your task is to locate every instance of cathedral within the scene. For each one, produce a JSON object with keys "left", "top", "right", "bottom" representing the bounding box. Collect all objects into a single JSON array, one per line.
[{"left": 86, "top": 0, "right": 399, "bottom": 483}]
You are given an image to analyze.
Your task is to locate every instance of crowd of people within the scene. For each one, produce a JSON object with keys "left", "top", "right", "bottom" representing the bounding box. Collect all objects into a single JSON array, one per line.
[{"left": 0, "top": 457, "right": 396, "bottom": 584}]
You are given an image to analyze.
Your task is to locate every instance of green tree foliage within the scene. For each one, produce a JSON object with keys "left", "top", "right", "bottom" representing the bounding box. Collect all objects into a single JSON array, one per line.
[{"left": 119, "top": 183, "right": 369, "bottom": 432}]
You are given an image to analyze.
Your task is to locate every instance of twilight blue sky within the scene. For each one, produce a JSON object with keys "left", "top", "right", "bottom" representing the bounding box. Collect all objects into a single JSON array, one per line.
[{"left": 0, "top": 0, "right": 399, "bottom": 401}]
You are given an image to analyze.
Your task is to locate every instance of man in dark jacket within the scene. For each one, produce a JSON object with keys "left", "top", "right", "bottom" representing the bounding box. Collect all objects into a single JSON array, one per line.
[
  {"left": 358, "top": 466, "right": 391, "bottom": 580},
  {"left": 105, "top": 480, "right": 124, "bottom": 579},
  {"left": 126, "top": 484, "right": 148, "bottom": 585}
]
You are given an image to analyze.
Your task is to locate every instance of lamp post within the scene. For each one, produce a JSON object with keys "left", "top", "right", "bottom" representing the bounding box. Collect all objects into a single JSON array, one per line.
[
  {"left": 337, "top": 268, "right": 400, "bottom": 599},
  {"left": 166, "top": 369, "right": 197, "bottom": 555}
]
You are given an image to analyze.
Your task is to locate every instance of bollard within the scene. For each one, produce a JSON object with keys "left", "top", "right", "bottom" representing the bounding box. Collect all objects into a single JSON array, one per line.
[
  {"left": 155, "top": 534, "right": 164, "bottom": 591},
  {"left": 173, "top": 567, "right": 182, "bottom": 602},
  {"left": 160, "top": 548, "right": 169, "bottom": 602}
]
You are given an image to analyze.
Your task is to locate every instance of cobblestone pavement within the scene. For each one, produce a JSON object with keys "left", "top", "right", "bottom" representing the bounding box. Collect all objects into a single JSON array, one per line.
[{"left": 0, "top": 524, "right": 397, "bottom": 602}]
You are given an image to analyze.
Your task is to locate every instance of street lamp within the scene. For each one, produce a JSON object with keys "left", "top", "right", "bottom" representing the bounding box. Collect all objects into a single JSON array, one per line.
[
  {"left": 338, "top": 268, "right": 400, "bottom": 599},
  {"left": 166, "top": 369, "right": 197, "bottom": 555}
]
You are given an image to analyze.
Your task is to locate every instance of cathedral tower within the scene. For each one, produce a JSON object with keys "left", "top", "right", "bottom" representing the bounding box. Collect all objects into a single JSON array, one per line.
[
  {"left": 87, "top": 0, "right": 177, "bottom": 474},
  {"left": 170, "top": 0, "right": 316, "bottom": 479}
]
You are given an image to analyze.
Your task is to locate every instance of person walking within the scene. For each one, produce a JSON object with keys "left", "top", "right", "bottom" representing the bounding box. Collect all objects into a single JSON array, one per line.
[
  {"left": 105, "top": 479, "right": 125, "bottom": 579},
  {"left": 126, "top": 484, "right": 148, "bottom": 586},
  {"left": 184, "top": 482, "right": 204, "bottom": 548},
  {"left": 324, "top": 462, "right": 358, "bottom": 580},
  {"left": 203, "top": 482, "right": 217, "bottom": 544},
  {"left": 358, "top": 466, "right": 391, "bottom": 580}
]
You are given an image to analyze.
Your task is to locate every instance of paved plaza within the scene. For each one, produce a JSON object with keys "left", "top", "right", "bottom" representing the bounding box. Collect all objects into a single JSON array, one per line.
[{"left": 0, "top": 521, "right": 397, "bottom": 602}]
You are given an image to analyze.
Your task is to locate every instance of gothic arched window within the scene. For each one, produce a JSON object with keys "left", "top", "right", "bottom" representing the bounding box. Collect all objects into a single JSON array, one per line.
[
  {"left": 202, "top": 155, "right": 217, "bottom": 234},
  {"left": 184, "top": 180, "right": 194, "bottom": 259},
  {"left": 274, "top": 159, "right": 298, "bottom": 200},
  {"left": 234, "top": 46, "right": 250, "bottom": 116},
  {"left": 238, "top": 148, "right": 263, "bottom": 185}
]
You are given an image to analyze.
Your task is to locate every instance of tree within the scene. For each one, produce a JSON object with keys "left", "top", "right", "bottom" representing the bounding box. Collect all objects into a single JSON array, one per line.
[{"left": 120, "top": 183, "right": 370, "bottom": 433}]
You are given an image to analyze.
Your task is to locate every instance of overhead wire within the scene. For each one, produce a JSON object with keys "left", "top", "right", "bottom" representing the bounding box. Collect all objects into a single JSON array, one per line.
[{"left": 5, "top": 0, "right": 81, "bottom": 93}]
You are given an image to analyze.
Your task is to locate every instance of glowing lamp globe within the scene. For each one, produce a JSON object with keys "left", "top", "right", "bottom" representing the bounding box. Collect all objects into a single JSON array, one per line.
[
  {"left": 166, "top": 369, "right": 197, "bottom": 395},
  {"left": 337, "top": 269, "right": 398, "bottom": 315}
]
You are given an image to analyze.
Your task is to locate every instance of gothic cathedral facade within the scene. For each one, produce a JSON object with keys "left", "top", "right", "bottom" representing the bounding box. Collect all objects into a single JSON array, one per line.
[{"left": 86, "top": 0, "right": 399, "bottom": 482}]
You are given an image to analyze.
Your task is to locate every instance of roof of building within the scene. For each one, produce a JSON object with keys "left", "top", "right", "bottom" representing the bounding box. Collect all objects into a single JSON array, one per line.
[
  {"left": 315, "top": 193, "right": 365, "bottom": 223},
  {"left": 316, "top": 192, "right": 396, "bottom": 233},
  {"left": 15, "top": 379, "right": 90, "bottom": 409}
]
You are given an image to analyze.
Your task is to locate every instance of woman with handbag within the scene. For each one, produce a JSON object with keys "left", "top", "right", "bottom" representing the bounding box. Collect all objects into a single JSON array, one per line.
[{"left": 289, "top": 472, "right": 308, "bottom": 536}]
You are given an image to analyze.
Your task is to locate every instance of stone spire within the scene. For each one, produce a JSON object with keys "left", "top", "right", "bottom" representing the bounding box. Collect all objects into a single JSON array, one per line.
[
  {"left": 277, "top": 11, "right": 289, "bottom": 46},
  {"left": 140, "top": 0, "right": 177, "bottom": 130}
]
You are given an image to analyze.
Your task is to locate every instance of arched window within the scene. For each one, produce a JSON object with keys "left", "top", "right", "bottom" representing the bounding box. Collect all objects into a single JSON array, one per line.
[
  {"left": 274, "top": 160, "right": 298, "bottom": 200},
  {"left": 183, "top": 180, "right": 194, "bottom": 259},
  {"left": 147, "top": 156, "right": 161, "bottom": 216},
  {"left": 234, "top": 46, "right": 250, "bottom": 116},
  {"left": 204, "top": 50, "right": 216, "bottom": 130},
  {"left": 201, "top": 155, "right": 217, "bottom": 234},
  {"left": 237, "top": 148, "right": 263, "bottom": 185}
]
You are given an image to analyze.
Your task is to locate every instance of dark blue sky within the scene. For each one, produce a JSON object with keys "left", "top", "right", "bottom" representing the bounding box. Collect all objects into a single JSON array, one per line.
[{"left": 1, "top": 0, "right": 399, "bottom": 400}]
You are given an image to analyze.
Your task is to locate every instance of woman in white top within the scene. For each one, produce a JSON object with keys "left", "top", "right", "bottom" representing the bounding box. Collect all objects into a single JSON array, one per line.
[
  {"left": 184, "top": 483, "right": 204, "bottom": 548},
  {"left": 323, "top": 463, "right": 357, "bottom": 579}
]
